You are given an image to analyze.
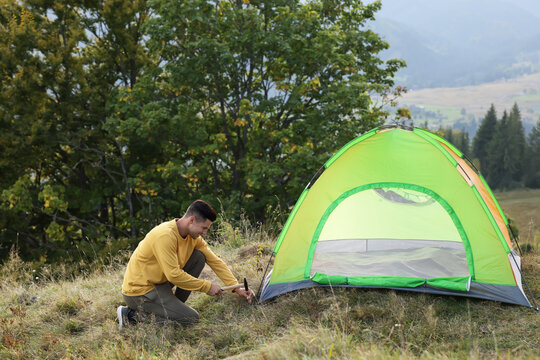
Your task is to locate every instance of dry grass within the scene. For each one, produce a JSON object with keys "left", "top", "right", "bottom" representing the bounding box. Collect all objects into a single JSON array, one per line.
[
  {"left": 1, "top": 200, "right": 539, "bottom": 359},
  {"left": 497, "top": 188, "right": 540, "bottom": 249}
]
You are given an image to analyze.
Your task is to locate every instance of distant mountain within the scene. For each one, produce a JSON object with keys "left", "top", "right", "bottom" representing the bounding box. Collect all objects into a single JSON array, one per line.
[{"left": 372, "top": 0, "right": 540, "bottom": 89}]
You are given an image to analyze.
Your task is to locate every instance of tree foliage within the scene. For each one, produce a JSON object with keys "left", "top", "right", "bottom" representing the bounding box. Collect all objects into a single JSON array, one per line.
[
  {"left": 0, "top": 0, "right": 153, "bottom": 260},
  {"left": 472, "top": 104, "right": 497, "bottom": 175},
  {"left": 471, "top": 103, "right": 528, "bottom": 190},
  {"left": 142, "top": 0, "right": 404, "bottom": 219},
  {"left": 438, "top": 127, "right": 470, "bottom": 158},
  {"left": 524, "top": 119, "right": 540, "bottom": 188},
  {"left": 0, "top": 0, "right": 404, "bottom": 261}
]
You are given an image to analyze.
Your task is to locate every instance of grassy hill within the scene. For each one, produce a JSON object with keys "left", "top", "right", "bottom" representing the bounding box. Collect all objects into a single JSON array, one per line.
[
  {"left": 396, "top": 72, "right": 540, "bottom": 134},
  {"left": 497, "top": 189, "right": 540, "bottom": 251},
  {"left": 1, "top": 191, "right": 539, "bottom": 359}
]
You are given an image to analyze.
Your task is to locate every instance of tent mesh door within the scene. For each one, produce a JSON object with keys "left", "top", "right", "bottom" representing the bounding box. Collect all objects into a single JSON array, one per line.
[{"left": 310, "top": 187, "right": 470, "bottom": 279}]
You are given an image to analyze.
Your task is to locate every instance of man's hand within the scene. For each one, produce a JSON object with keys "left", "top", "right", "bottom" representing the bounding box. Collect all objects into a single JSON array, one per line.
[
  {"left": 234, "top": 287, "right": 255, "bottom": 304},
  {"left": 207, "top": 283, "right": 222, "bottom": 296}
]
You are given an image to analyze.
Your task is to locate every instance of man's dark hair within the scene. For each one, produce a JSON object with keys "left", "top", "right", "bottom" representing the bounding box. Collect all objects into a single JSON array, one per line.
[{"left": 185, "top": 200, "right": 217, "bottom": 222}]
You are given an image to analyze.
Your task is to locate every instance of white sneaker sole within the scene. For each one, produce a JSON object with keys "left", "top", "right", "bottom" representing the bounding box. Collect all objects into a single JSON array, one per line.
[{"left": 117, "top": 306, "right": 125, "bottom": 330}]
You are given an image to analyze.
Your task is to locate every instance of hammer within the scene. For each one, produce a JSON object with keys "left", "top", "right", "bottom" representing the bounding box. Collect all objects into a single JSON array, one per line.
[{"left": 221, "top": 277, "right": 249, "bottom": 292}]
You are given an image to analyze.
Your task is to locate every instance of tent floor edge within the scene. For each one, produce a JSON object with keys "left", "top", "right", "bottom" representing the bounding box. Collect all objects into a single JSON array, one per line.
[{"left": 259, "top": 280, "right": 531, "bottom": 307}]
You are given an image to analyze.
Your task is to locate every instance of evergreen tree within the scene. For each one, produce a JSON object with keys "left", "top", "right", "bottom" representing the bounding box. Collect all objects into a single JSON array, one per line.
[
  {"left": 485, "top": 111, "right": 508, "bottom": 189},
  {"left": 439, "top": 127, "right": 470, "bottom": 156},
  {"left": 441, "top": 127, "right": 454, "bottom": 144},
  {"left": 524, "top": 119, "right": 540, "bottom": 188},
  {"left": 472, "top": 104, "right": 497, "bottom": 175},
  {"left": 485, "top": 104, "right": 526, "bottom": 189},
  {"left": 450, "top": 129, "right": 470, "bottom": 157},
  {"left": 506, "top": 103, "right": 526, "bottom": 183}
]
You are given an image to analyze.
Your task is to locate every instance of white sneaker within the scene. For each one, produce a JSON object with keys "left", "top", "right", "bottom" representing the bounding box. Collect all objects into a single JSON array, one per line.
[{"left": 117, "top": 305, "right": 129, "bottom": 330}]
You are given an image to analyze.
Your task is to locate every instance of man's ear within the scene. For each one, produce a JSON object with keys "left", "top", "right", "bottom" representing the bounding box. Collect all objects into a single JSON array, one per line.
[{"left": 187, "top": 215, "right": 196, "bottom": 225}]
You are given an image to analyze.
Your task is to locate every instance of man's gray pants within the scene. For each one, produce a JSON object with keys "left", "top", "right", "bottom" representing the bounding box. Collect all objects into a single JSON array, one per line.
[{"left": 123, "top": 250, "right": 205, "bottom": 325}]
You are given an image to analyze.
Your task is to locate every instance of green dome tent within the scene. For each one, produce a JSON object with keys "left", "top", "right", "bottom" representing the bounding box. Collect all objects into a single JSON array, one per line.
[{"left": 259, "top": 125, "right": 536, "bottom": 308}]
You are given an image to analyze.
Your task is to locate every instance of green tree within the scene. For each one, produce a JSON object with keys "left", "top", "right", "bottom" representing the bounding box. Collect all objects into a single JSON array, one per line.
[
  {"left": 506, "top": 103, "right": 526, "bottom": 182},
  {"left": 144, "top": 0, "right": 405, "bottom": 218},
  {"left": 0, "top": 0, "right": 404, "bottom": 261},
  {"left": 439, "top": 127, "right": 470, "bottom": 157},
  {"left": 485, "top": 104, "right": 526, "bottom": 189},
  {"left": 485, "top": 111, "right": 508, "bottom": 189},
  {"left": 79, "top": 0, "right": 155, "bottom": 238},
  {"left": 524, "top": 119, "right": 540, "bottom": 188},
  {"left": 472, "top": 104, "right": 497, "bottom": 175},
  {"left": 0, "top": 0, "right": 94, "bottom": 258},
  {"left": 0, "top": 0, "right": 153, "bottom": 260}
]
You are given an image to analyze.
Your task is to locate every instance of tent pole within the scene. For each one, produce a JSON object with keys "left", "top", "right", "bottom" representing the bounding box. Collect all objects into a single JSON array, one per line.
[
  {"left": 306, "top": 165, "right": 325, "bottom": 189},
  {"left": 507, "top": 225, "right": 523, "bottom": 257},
  {"left": 509, "top": 251, "right": 539, "bottom": 311},
  {"left": 462, "top": 153, "right": 481, "bottom": 174},
  {"left": 256, "top": 252, "right": 274, "bottom": 301}
]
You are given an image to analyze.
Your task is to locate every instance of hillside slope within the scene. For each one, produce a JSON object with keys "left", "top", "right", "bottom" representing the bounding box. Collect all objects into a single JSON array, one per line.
[{"left": 395, "top": 72, "right": 540, "bottom": 133}]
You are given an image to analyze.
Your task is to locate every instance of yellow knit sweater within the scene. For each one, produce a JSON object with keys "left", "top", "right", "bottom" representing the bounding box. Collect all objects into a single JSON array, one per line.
[{"left": 122, "top": 219, "right": 238, "bottom": 296}]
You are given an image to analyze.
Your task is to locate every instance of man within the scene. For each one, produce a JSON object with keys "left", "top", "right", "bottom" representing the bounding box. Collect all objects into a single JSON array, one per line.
[{"left": 117, "top": 200, "right": 254, "bottom": 329}]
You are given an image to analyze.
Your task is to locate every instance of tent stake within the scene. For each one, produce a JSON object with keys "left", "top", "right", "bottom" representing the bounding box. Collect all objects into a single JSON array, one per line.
[{"left": 256, "top": 252, "right": 274, "bottom": 301}]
